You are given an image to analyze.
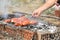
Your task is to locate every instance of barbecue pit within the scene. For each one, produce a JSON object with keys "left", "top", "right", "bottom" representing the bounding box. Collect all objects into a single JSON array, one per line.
[{"left": 0, "top": 12, "right": 60, "bottom": 40}]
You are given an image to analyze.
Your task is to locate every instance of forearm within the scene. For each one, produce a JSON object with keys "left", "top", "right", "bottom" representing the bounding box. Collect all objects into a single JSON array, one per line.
[{"left": 38, "top": 0, "right": 57, "bottom": 12}]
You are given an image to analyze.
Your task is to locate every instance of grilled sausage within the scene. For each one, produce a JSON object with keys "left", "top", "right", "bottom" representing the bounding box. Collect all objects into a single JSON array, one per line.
[
  {"left": 4, "top": 16, "right": 37, "bottom": 26},
  {"left": 4, "top": 19, "right": 11, "bottom": 23},
  {"left": 11, "top": 18, "right": 18, "bottom": 23},
  {"left": 30, "top": 20, "right": 37, "bottom": 24},
  {"left": 15, "top": 21, "right": 23, "bottom": 26},
  {"left": 22, "top": 20, "right": 30, "bottom": 25}
]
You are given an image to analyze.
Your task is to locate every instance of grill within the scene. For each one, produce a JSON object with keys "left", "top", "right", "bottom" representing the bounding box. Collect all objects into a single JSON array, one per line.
[{"left": 0, "top": 12, "right": 60, "bottom": 40}]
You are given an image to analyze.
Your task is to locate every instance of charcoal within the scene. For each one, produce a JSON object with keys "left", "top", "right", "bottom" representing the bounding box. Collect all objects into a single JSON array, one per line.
[
  {"left": 8, "top": 22, "right": 15, "bottom": 24},
  {"left": 0, "top": 17, "right": 4, "bottom": 20},
  {"left": 8, "top": 14, "right": 15, "bottom": 19},
  {"left": 49, "top": 34, "right": 54, "bottom": 39}
]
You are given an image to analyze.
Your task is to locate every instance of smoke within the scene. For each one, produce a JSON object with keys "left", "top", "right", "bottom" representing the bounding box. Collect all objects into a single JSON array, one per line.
[{"left": 0, "top": 0, "right": 11, "bottom": 19}]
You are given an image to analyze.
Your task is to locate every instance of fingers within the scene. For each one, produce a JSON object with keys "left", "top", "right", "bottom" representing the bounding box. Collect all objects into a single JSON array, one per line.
[{"left": 32, "top": 11, "right": 40, "bottom": 17}]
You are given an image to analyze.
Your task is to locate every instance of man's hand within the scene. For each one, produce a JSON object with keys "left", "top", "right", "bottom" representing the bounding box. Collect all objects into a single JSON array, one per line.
[
  {"left": 32, "top": 8, "right": 42, "bottom": 17},
  {"left": 32, "top": 0, "right": 57, "bottom": 17}
]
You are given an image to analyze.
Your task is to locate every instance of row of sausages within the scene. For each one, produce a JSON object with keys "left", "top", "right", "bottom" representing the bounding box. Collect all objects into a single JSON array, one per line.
[{"left": 4, "top": 16, "right": 37, "bottom": 26}]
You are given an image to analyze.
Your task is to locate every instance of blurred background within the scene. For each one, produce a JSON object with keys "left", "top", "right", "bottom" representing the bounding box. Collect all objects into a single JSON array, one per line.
[{"left": 0, "top": 0, "right": 54, "bottom": 15}]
